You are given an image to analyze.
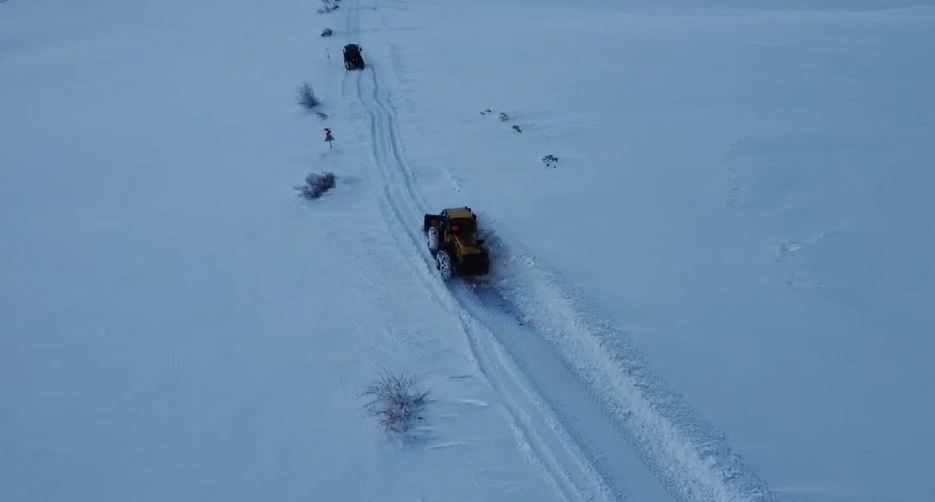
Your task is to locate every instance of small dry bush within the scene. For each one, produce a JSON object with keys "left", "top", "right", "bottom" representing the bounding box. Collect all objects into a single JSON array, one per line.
[{"left": 361, "top": 371, "right": 428, "bottom": 432}]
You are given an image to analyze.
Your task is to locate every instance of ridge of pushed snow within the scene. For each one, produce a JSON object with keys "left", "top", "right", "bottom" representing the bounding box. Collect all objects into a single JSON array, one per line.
[{"left": 484, "top": 227, "right": 775, "bottom": 502}]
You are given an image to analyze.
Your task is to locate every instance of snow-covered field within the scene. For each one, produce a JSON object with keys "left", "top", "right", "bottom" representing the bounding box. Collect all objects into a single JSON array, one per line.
[{"left": 2, "top": 0, "right": 934, "bottom": 501}]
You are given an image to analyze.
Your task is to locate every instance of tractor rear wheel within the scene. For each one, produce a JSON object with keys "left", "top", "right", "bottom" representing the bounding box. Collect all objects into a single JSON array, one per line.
[{"left": 436, "top": 250, "right": 453, "bottom": 280}]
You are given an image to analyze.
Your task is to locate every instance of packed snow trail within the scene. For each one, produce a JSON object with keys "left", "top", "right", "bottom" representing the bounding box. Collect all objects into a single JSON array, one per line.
[
  {"left": 344, "top": 68, "right": 611, "bottom": 502},
  {"left": 344, "top": 1, "right": 775, "bottom": 501}
]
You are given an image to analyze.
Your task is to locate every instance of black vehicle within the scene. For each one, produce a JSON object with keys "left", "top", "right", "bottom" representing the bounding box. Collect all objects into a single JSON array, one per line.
[{"left": 343, "top": 44, "right": 365, "bottom": 70}]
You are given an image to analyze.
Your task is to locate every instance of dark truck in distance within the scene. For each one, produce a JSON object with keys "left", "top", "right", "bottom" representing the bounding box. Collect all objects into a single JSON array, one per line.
[{"left": 343, "top": 44, "right": 365, "bottom": 70}]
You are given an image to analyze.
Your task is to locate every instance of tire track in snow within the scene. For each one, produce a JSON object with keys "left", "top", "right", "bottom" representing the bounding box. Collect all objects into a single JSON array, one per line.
[
  {"left": 344, "top": 5, "right": 620, "bottom": 502},
  {"left": 353, "top": 51, "right": 675, "bottom": 502},
  {"left": 340, "top": 0, "right": 359, "bottom": 99},
  {"left": 355, "top": 63, "right": 617, "bottom": 502},
  {"left": 345, "top": 1, "right": 775, "bottom": 501},
  {"left": 369, "top": 67, "right": 677, "bottom": 502}
]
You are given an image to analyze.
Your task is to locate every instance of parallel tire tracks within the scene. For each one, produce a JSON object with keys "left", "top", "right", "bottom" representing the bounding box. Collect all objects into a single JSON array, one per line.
[
  {"left": 342, "top": 1, "right": 775, "bottom": 501},
  {"left": 343, "top": 4, "right": 619, "bottom": 501}
]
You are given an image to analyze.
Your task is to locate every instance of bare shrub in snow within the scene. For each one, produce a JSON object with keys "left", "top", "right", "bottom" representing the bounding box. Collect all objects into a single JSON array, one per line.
[
  {"left": 512, "top": 125, "right": 522, "bottom": 133},
  {"left": 361, "top": 371, "right": 428, "bottom": 432},
  {"left": 498, "top": 112, "right": 510, "bottom": 121},
  {"left": 542, "top": 154, "right": 559, "bottom": 168},
  {"left": 296, "top": 82, "right": 320, "bottom": 109},
  {"left": 321, "top": 28, "right": 333, "bottom": 37},
  {"left": 294, "top": 172, "right": 335, "bottom": 199}
]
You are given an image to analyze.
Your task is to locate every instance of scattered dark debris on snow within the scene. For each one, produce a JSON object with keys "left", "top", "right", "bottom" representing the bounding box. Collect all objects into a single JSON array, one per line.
[
  {"left": 295, "top": 172, "right": 336, "bottom": 200},
  {"left": 542, "top": 155, "right": 559, "bottom": 168},
  {"left": 481, "top": 108, "right": 524, "bottom": 134}
]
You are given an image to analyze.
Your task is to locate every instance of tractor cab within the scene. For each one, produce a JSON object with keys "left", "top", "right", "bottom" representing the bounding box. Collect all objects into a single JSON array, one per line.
[{"left": 447, "top": 218, "right": 473, "bottom": 236}]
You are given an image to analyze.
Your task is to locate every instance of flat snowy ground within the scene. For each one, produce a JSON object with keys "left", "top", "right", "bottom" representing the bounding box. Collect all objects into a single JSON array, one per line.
[{"left": 2, "top": 0, "right": 934, "bottom": 501}]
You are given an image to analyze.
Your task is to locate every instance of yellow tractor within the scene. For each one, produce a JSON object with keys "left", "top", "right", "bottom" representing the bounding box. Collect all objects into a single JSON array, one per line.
[{"left": 423, "top": 207, "right": 490, "bottom": 280}]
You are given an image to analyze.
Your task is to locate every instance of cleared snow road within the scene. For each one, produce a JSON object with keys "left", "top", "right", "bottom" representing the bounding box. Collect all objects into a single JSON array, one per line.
[{"left": 341, "top": 1, "right": 776, "bottom": 501}]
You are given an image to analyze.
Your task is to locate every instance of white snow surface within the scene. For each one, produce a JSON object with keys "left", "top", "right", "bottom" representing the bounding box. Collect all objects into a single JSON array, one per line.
[{"left": 2, "top": 0, "right": 934, "bottom": 501}]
